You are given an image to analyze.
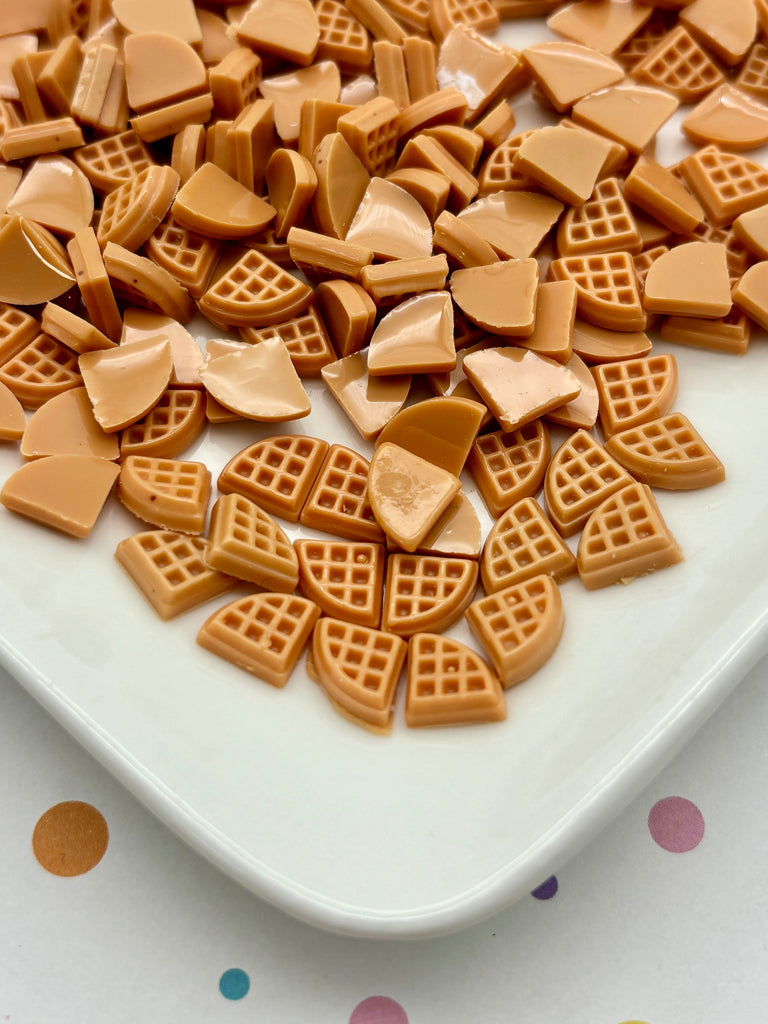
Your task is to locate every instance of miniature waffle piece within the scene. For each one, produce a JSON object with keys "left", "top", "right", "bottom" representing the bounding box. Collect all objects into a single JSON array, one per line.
[
  {"left": 592, "top": 353, "right": 679, "bottom": 438},
  {"left": 337, "top": 97, "right": 400, "bottom": 177},
  {"left": 480, "top": 496, "right": 577, "bottom": 594},
  {"left": 477, "top": 131, "right": 537, "bottom": 195},
  {"left": 0, "top": 301, "right": 39, "bottom": 365},
  {"left": 72, "top": 130, "right": 155, "bottom": 193},
  {"left": 115, "top": 529, "right": 237, "bottom": 620},
  {"left": 296, "top": 539, "right": 385, "bottom": 627},
  {"left": 677, "top": 146, "right": 768, "bottom": 228},
  {"left": 429, "top": 0, "right": 499, "bottom": 42},
  {"left": 300, "top": 443, "right": 385, "bottom": 543},
  {"left": 239, "top": 305, "right": 336, "bottom": 378},
  {"left": 0, "top": 332, "right": 82, "bottom": 409},
  {"left": 311, "top": 617, "right": 407, "bottom": 733},
  {"left": 206, "top": 492, "right": 299, "bottom": 592},
  {"left": 218, "top": 435, "right": 328, "bottom": 523},
  {"left": 197, "top": 592, "right": 320, "bottom": 688},
  {"left": 316, "top": 0, "right": 372, "bottom": 72},
  {"left": 544, "top": 429, "right": 633, "bottom": 538},
  {"left": 633, "top": 25, "right": 725, "bottom": 102},
  {"left": 144, "top": 214, "right": 220, "bottom": 298},
  {"left": 577, "top": 482, "right": 683, "bottom": 590},
  {"left": 548, "top": 252, "right": 646, "bottom": 332},
  {"left": 199, "top": 247, "right": 313, "bottom": 328},
  {"left": 96, "top": 165, "right": 180, "bottom": 251},
  {"left": 604, "top": 413, "right": 726, "bottom": 491},
  {"left": 405, "top": 633, "right": 506, "bottom": 727},
  {"left": 382, "top": 553, "right": 478, "bottom": 636},
  {"left": 736, "top": 41, "right": 768, "bottom": 102},
  {"left": 556, "top": 178, "right": 642, "bottom": 258},
  {"left": 119, "top": 389, "right": 206, "bottom": 459},
  {"left": 118, "top": 455, "right": 211, "bottom": 534},
  {"left": 468, "top": 420, "right": 551, "bottom": 519},
  {"left": 466, "top": 573, "right": 564, "bottom": 688}
]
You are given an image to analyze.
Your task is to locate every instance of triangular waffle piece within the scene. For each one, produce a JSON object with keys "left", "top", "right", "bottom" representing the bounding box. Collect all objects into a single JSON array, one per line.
[
  {"left": 633, "top": 25, "right": 725, "bottom": 102},
  {"left": 197, "top": 592, "right": 320, "bottom": 688},
  {"left": 678, "top": 146, "right": 768, "bottom": 228},
  {"left": 0, "top": 332, "right": 82, "bottom": 410},
  {"left": 548, "top": 252, "right": 646, "bottom": 331},
  {"left": 206, "top": 492, "right": 299, "bottom": 592},
  {"left": 405, "top": 633, "right": 506, "bottom": 727},
  {"left": 544, "top": 429, "right": 634, "bottom": 537},
  {"left": 477, "top": 131, "right": 538, "bottom": 196},
  {"left": 218, "top": 435, "right": 329, "bottom": 523},
  {"left": 480, "top": 496, "right": 577, "bottom": 594},
  {"left": 198, "top": 247, "right": 313, "bottom": 328},
  {"left": 316, "top": 0, "right": 372, "bottom": 73},
  {"left": 118, "top": 455, "right": 211, "bottom": 534},
  {"left": 468, "top": 419, "right": 551, "bottom": 519},
  {"left": 144, "top": 214, "right": 221, "bottom": 299},
  {"left": 239, "top": 304, "right": 336, "bottom": 378},
  {"left": 604, "top": 412, "right": 725, "bottom": 490},
  {"left": 0, "top": 300, "right": 39, "bottom": 364},
  {"left": 300, "top": 443, "right": 385, "bottom": 542},
  {"left": 96, "top": 165, "right": 180, "bottom": 251},
  {"left": 592, "top": 353, "right": 678, "bottom": 438},
  {"left": 382, "top": 553, "right": 478, "bottom": 636},
  {"left": 72, "top": 130, "right": 156, "bottom": 193},
  {"left": 736, "top": 41, "right": 768, "bottom": 102},
  {"left": 119, "top": 388, "right": 206, "bottom": 460},
  {"left": 556, "top": 178, "right": 642, "bottom": 257},
  {"left": 115, "top": 529, "right": 237, "bottom": 620},
  {"left": 577, "top": 481, "right": 683, "bottom": 590},
  {"left": 311, "top": 617, "right": 407, "bottom": 733},
  {"left": 296, "top": 538, "right": 385, "bottom": 627},
  {"left": 466, "top": 573, "right": 564, "bottom": 688}
]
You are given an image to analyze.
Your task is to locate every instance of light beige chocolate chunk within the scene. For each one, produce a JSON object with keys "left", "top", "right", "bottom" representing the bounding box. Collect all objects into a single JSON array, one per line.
[
  {"left": 321, "top": 349, "right": 411, "bottom": 441},
  {"left": 0, "top": 332, "right": 82, "bottom": 410},
  {"left": 680, "top": 0, "right": 756, "bottom": 66},
  {"left": 236, "top": 0, "right": 319, "bottom": 65},
  {"left": 198, "top": 592, "right": 320, "bottom": 688},
  {"left": 571, "top": 83, "right": 679, "bottom": 155},
  {"left": 130, "top": 91, "right": 215, "bottom": 144},
  {"left": 457, "top": 191, "right": 563, "bottom": 259},
  {"left": 368, "top": 441, "right": 461, "bottom": 552},
  {"left": 79, "top": 336, "right": 173, "bottom": 433},
  {"left": 403, "top": 35, "right": 438, "bottom": 101},
  {"left": 451, "top": 259, "right": 538, "bottom": 337},
  {"left": 405, "top": 633, "right": 505, "bottom": 727},
  {"left": 0, "top": 454, "right": 119, "bottom": 538},
  {"left": 119, "top": 389, "right": 206, "bottom": 460},
  {"left": 682, "top": 84, "right": 768, "bottom": 151},
  {"left": 346, "top": 176, "right": 433, "bottom": 260},
  {"left": 145, "top": 214, "right": 220, "bottom": 299},
  {"left": 677, "top": 145, "right": 768, "bottom": 228},
  {"left": 66, "top": 228, "right": 122, "bottom": 343},
  {"left": 172, "top": 162, "right": 276, "bottom": 239},
  {"left": 593, "top": 353, "right": 679, "bottom": 438},
  {"left": 21, "top": 387, "right": 118, "bottom": 460},
  {"left": 287, "top": 226, "right": 373, "bottom": 282},
  {"left": 623, "top": 155, "right": 703, "bottom": 235},
  {"left": 117, "top": 454, "right": 211, "bottom": 534},
  {"left": 199, "top": 246, "right": 312, "bottom": 327},
  {"left": 547, "top": 0, "right": 652, "bottom": 55},
  {"left": 0, "top": 380, "right": 26, "bottom": 442},
  {"left": 385, "top": 167, "right": 450, "bottom": 222},
  {"left": 205, "top": 492, "right": 299, "bottom": 591},
  {"left": 522, "top": 41, "right": 624, "bottom": 112},
  {"left": 604, "top": 412, "right": 725, "bottom": 490},
  {"left": 736, "top": 40, "right": 768, "bottom": 102},
  {"left": 400, "top": 492, "right": 481, "bottom": 559},
  {"left": 571, "top": 318, "right": 652, "bottom": 363},
  {"left": 0, "top": 165, "right": 22, "bottom": 215},
  {"left": 359, "top": 254, "right": 448, "bottom": 304},
  {"left": 199, "top": 339, "right": 310, "bottom": 422},
  {"left": 375, "top": 395, "right": 484, "bottom": 476},
  {"left": 643, "top": 242, "right": 731, "bottom": 318},
  {"left": 311, "top": 617, "right": 407, "bottom": 734},
  {"left": 548, "top": 252, "right": 646, "bottom": 332},
  {"left": 239, "top": 305, "right": 335, "bottom": 379},
  {"left": 436, "top": 25, "right": 522, "bottom": 121},
  {"left": 467, "top": 574, "right": 564, "bottom": 688},
  {"left": 315, "top": 278, "right": 376, "bottom": 357},
  {"left": 124, "top": 32, "right": 207, "bottom": 114},
  {"left": 229, "top": 99, "right": 277, "bottom": 194},
  {"left": 468, "top": 420, "right": 550, "bottom": 519},
  {"left": 265, "top": 149, "right": 317, "bottom": 239},
  {"left": 428, "top": 0, "right": 499, "bottom": 43},
  {"left": 577, "top": 481, "right": 683, "bottom": 589},
  {"left": 517, "top": 279, "right": 577, "bottom": 363},
  {"left": 0, "top": 117, "right": 84, "bottom": 162},
  {"left": 514, "top": 125, "right": 612, "bottom": 206},
  {"left": 40, "top": 303, "right": 114, "bottom": 355},
  {"left": 733, "top": 203, "right": 768, "bottom": 258},
  {"left": 7, "top": 155, "right": 93, "bottom": 238},
  {"left": 121, "top": 309, "right": 203, "bottom": 389},
  {"left": 396, "top": 132, "right": 478, "bottom": 211},
  {"left": 335, "top": 96, "right": 400, "bottom": 177},
  {"left": 259, "top": 62, "right": 341, "bottom": 146},
  {"left": 382, "top": 553, "right": 478, "bottom": 636},
  {"left": 296, "top": 538, "right": 385, "bottom": 627},
  {"left": 0, "top": 216, "right": 75, "bottom": 306},
  {"left": 111, "top": 0, "right": 201, "bottom": 43},
  {"left": 367, "top": 289, "right": 455, "bottom": 374},
  {"left": 432, "top": 209, "right": 498, "bottom": 268},
  {"left": 115, "top": 530, "right": 236, "bottom": 620},
  {"left": 373, "top": 39, "right": 410, "bottom": 110},
  {"left": 0, "top": 302, "right": 39, "bottom": 365},
  {"left": 557, "top": 177, "right": 642, "bottom": 258},
  {"left": 396, "top": 88, "right": 467, "bottom": 144},
  {"left": 316, "top": 0, "right": 372, "bottom": 73},
  {"left": 97, "top": 165, "right": 179, "bottom": 251},
  {"left": 473, "top": 101, "right": 516, "bottom": 151},
  {"left": 633, "top": 24, "right": 725, "bottom": 102},
  {"left": 477, "top": 130, "right": 537, "bottom": 195},
  {"left": 300, "top": 443, "right": 385, "bottom": 543},
  {"left": 731, "top": 261, "right": 768, "bottom": 331},
  {"left": 208, "top": 48, "right": 262, "bottom": 118},
  {"left": 546, "top": 352, "right": 600, "bottom": 431},
  {"left": 480, "top": 496, "right": 576, "bottom": 593}
]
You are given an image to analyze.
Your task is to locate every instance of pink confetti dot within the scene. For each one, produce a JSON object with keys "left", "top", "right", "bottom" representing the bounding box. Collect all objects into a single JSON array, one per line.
[
  {"left": 648, "top": 796, "right": 705, "bottom": 852},
  {"left": 349, "top": 996, "right": 409, "bottom": 1024}
]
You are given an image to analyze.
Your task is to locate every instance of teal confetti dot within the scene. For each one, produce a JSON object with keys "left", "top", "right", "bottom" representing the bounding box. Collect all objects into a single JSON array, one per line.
[{"left": 219, "top": 968, "right": 250, "bottom": 1000}]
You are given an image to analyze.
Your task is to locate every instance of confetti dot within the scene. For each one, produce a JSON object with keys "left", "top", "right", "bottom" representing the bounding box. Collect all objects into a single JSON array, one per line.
[
  {"left": 32, "top": 801, "right": 109, "bottom": 876},
  {"left": 531, "top": 875, "right": 558, "bottom": 900},
  {"left": 349, "top": 995, "right": 409, "bottom": 1024},
  {"left": 648, "top": 796, "right": 705, "bottom": 852},
  {"left": 219, "top": 968, "right": 250, "bottom": 1000}
]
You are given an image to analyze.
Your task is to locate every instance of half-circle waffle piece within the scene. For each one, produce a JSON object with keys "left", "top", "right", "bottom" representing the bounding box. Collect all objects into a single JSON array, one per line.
[
  {"left": 467, "top": 419, "right": 550, "bottom": 518},
  {"left": 577, "top": 481, "right": 683, "bottom": 590},
  {"left": 548, "top": 252, "right": 646, "bottom": 332},
  {"left": 144, "top": 214, "right": 221, "bottom": 298},
  {"left": 72, "top": 130, "right": 156, "bottom": 193},
  {"left": 206, "top": 492, "right": 299, "bottom": 592},
  {"left": 466, "top": 573, "right": 564, "bottom": 688},
  {"left": 218, "top": 434, "right": 329, "bottom": 523},
  {"left": 0, "top": 332, "right": 82, "bottom": 409},
  {"left": 556, "top": 178, "right": 642, "bottom": 257},
  {"left": 96, "top": 165, "right": 180, "bottom": 251},
  {"left": 382, "top": 553, "right": 478, "bottom": 636},
  {"left": 300, "top": 443, "right": 385, "bottom": 543},
  {"left": 197, "top": 592, "right": 320, "bottom": 688},
  {"left": 198, "top": 246, "right": 313, "bottom": 328},
  {"left": 480, "top": 497, "right": 577, "bottom": 594},
  {"left": 544, "top": 429, "right": 633, "bottom": 538},
  {"left": 592, "top": 352, "right": 678, "bottom": 438},
  {"left": 118, "top": 455, "right": 211, "bottom": 534},
  {"left": 115, "top": 530, "right": 237, "bottom": 620},
  {"left": 119, "top": 388, "right": 206, "bottom": 459},
  {"left": 296, "top": 539, "right": 385, "bottom": 627},
  {"left": 311, "top": 617, "right": 407, "bottom": 733},
  {"left": 603, "top": 412, "right": 725, "bottom": 490},
  {"left": 405, "top": 633, "right": 506, "bottom": 727},
  {"left": 239, "top": 304, "right": 336, "bottom": 378}
]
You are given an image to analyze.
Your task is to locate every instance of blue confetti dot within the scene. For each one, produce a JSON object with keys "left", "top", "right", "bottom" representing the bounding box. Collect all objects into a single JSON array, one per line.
[
  {"left": 531, "top": 875, "right": 558, "bottom": 900},
  {"left": 219, "top": 968, "right": 250, "bottom": 1000}
]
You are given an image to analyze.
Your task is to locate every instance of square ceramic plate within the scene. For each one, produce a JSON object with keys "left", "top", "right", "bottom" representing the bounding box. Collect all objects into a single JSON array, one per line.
[{"left": 2, "top": 19, "right": 768, "bottom": 939}]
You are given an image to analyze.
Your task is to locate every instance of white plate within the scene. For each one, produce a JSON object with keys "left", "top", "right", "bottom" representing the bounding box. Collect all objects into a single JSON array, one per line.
[{"left": 2, "top": 19, "right": 768, "bottom": 939}]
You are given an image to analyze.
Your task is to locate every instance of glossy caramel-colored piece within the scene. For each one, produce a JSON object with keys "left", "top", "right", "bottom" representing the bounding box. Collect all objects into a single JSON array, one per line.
[
  {"left": 383, "top": 553, "right": 478, "bottom": 636},
  {"left": 571, "top": 83, "right": 679, "bottom": 155},
  {"left": 20, "top": 387, "right": 118, "bottom": 460},
  {"left": 230, "top": 99, "right": 277, "bottom": 194},
  {"left": 7, "top": 155, "right": 93, "bottom": 238},
  {"left": 514, "top": 124, "right": 612, "bottom": 206},
  {"left": 396, "top": 132, "right": 478, "bottom": 212},
  {"left": 570, "top": 318, "right": 652, "bottom": 363},
  {"left": 558, "top": 178, "right": 641, "bottom": 259},
  {"left": 432, "top": 209, "right": 498, "bottom": 268},
  {"left": 367, "top": 289, "right": 455, "bottom": 374},
  {"left": 299, "top": 443, "right": 385, "bottom": 543},
  {"left": 119, "top": 389, "right": 206, "bottom": 459},
  {"left": 429, "top": 0, "right": 500, "bottom": 43},
  {"left": 111, "top": 0, "right": 201, "bottom": 43},
  {"left": 239, "top": 304, "right": 335, "bottom": 379},
  {"left": 121, "top": 309, "right": 203, "bottom": 389},
  {"left": 468, "top": 420, "right": 550, "bottom": 519},
  {"left": 0, "top": 332, "right": 82, "bottom": 410},
  {"left": 296, "top": 538, "right": 385, "bottom": 627},
  {"left": 124, "top": 32, "right": 207, "bottom": 114},
  {"left": 287, "top": 226, "right": 372, "bottom": 282},
  {"left": 633, "top": 25, "right": 725, "bottom": 102},
  {"left": 545, "top": 352, "right": 600, "bottom": 430},
  {"left": 40, "top": 303, "right": 114, "bottom": 355},
  {"left": 548, "top": 252, "right": 646, "bottom": 332},
  {"left": 682, "top": 84, "right": 768, "bottom": 151},
  {"left": 208, "top": 47, "right": 262, "bottom": 117},
  {"left": 375, "top": 395, "right": 484, "bottom": 476},
  {"left": 346, "top": 0, "right": 407, "bottom": 41},
  {"left": 623, "top": 155, "right": 703, "bottom": 235},
  {"left": 79, "top": 335, "right": 173, "bottom": 433},
  {"left": 316, "top": 0, "right": 372, "bottom": 73},
  {"left": 522, "top": 41, "right": 624, "bottom": 112},
  {"left": 97, "top": 165, "right": 180, "bottom": 251},
  {"left": 659, "top": 308, "right": 751, "bottom": 356},
  {"left": 450, "top": 259, "right": 539, "bottom": 337},
  {"left": 0, "top": 302, "right": 39, "bottom": 366},
  {"left": 335, "top": 96, "right": 400, "bottom": 178},
  {"left": 405, "top": 633, "right": 505, "bottom": 728},
  {"left": 385, "top": 167, "right": 450, "bottom": 222},
  {"left": 733, "top": 203, "right": 768, "bottom": 259},
  {"left": 0, "top": 116, "right": 83, "bottom": 161},
  {"left": 0, "top": 216, "right": 74, "bottom": 306},
  {"left": 680, "top": 0, "right": 756, "bottom": 66},
  {"left": 346, "top": 177, "right": 433, "bottom": 260},
  {"left": 235, "top": 0, "right": 319, "bottom": 65},
  {"left": 205, "top": 492, "right": 299, "bottom": 591},
  {"left": 145, "top": 214, "right": 220, "bottom": 299},
  {"left": 311, "top": 131, "right": 370, "bottom": 239},
  {"left": 456, "top": 191, "right": 563, "bottom": 260},
  {"left": 118, "top": 455, "right": 210, "bottom": 534},
  {"left": 359, "top": 254, "right": 448, "bottom": 305},
  {"left": 373, "top": 40, "right": 410, "bottom": 110},
  {"left": 517, "top": 278, "right": 577, "bottom": 362},
  {"left": 259, "top": 62, "right": 340, "bottom": 145},
  {"left": 0, "top": 381, "right": 26, "bottom": 442},
  {"left": 265, "top": 149, "right": 317, "bottom": 239},
  {"left": 400, "top": 492, "right": 481, "bottom": 559},
  {"left": 199, "top": 246, "right": 312, "bottom": 327},
  {"left": 643, "top": 241, "right": 731, "bottom": 318},
  {"left": 321, "top": 349, "right": 411, "bottom": 441},
  {"left": 396, "top": 88, "right": 467, "bottom": 144},
  {"left": 436, "top": 26, "right": 522, "bottom": 122},
  {"left": 547, "top": 0, "right": 652, "bottom": 55},
  {"left": 732, "top": 261, "right": 768, "bottom": 331},
  {"left": 678, "top": 146, "right": 768, "bottom": 228},
  {"left": 604, "top": 412, "right": 725, "bottom": 491},
  {"left": 172, "top": 162, "right": 275, "bottom": 240},
  {"left": 199, "top": 338, "right": 310, "bottom": 422},
  {"left": 403, "top": 35, "right": 437, "bottom": 102},
  {"left": 593, "top": 353, "right": 678, "bottom": 437},
  {"left": 315, "top": 278, "right": 376, "bottom": 357}
]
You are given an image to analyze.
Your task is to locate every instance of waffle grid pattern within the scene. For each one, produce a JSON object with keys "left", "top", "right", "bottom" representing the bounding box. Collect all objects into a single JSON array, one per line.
[
  {"left": 317, "top": 618, "right": 405, "bottom": 699},
  {"left": 218, "top": 435, "right": 328, "bottom": 522},
  {"left": 481, "top": 497, "right": 576, "bottom": 592},
  {"left": 146, "top": 216, "right": 220, "bottom": 296},
  {"left": 0, "top": 334, "right": 81, "bottom": 406},
  {"left": 635, "top": 25, "right": 723, "bottom": 100},
  {"left": 545, "top": 430, "right": 632, "bottom": 536},
  {"left": 383, "top": 554, "right": 477, "bottom": 635},
  {"left": 316, "top": 0, "right": 371, "bottom": 68},
  {"left": 594, "top": 354, "right": 677, "bottom": 435},
  {"left": 737, "top": 41, "right": 768, "bottom": 100},
  {"left": 478, "top": 132, "right": 536, "bottom": 194},
  {"left": 202, "top": 249, "right": 310, "bottom": 323},
  {"left": 297, "top": 540, "right": 383, "bottom": 626},
  {"left": 73, "top": 130, "right": 155, "bottom": 192},
  {"left": 406, "top": 634, "right": 505, "bottom": 727},
  {"left": 557, "top": 178, "right": 641, "bottom": 256},
  {"left": 469, "top": 421, "right": 549, "bottom": 518},
  {"left": 120, "top": 389, "right": 205, "bottom": 458},
  {"left": 680, "top": 146, "right": 768, "bottom": 226},
  {"left": 300, "top": 445, "right": 383, "bottom": 541}
]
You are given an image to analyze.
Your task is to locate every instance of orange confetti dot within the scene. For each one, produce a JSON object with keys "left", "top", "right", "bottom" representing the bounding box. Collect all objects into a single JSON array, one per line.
[{"left": 32, "top": 801, "right": 109, "bottom": 876}]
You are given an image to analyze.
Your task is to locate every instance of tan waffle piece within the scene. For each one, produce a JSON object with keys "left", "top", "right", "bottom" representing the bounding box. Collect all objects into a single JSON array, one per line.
[
  {"left": 382, "top": 553, "right": 478, "bottom": 636},
  {"left": 337, "top": 96, "right": 400, "bottom": 176},
  {"left": 197, "top": 592, "right": 320, "bottom": 688},
  {"left": 206, "top": 492, "right": 299, "bottom": 591},
  {"left": 72, "top": 130, "right": 155, "bottom": 193},
  {"left": 677, "top": 146, "right": 768, "bottom": 228},
  {"left": 736, "top": 41, "right": 768, "bottom": 102},
  {"left": 115, "top": 530, "right": 237, "bottom": 620},
  {"left": 466, "top": 573, "right": 564, "bottom": 688},
  {"left": 239, "top": 305, "right": 336, "bottom": 378},
  {"left": 593, "top": 353, "right": 679, "bottom": 438},
  {"left": 577, "top": 482, "right": 683, "bottom": 590},
  {"left": 633, "top": 25, "right": 725, "bottom": 102},
  {"left": 316, "top": 0, "right": 372, "bottom": 73},
  {"left": 296, "top": 538, "right": 385, "bottom": 627},
  {"left": 119, "top": 389, "right": 206, "bottom": 459},
  {"left": 477, "top": 131, "right": 538, "bottom": 196},
  {"left": 548, "top": 252, "right": 646, "bottom": 332},
  {"left": 480, "top": 496, "right": 577, "bottom": 594},
  {"left": 145, "top": 214, "right": 220, "bottom": 299},
  {"left": 544, "top": 429, "right": 633, "bottom": 537},
  {"left": 96, "top": 164, "right": 180, "bottom": 251},
  {"left": 468, "top": 420, "right": 551, "bottom": 518},
  {"left": 300, "top": 443, "right": 385, "bottom": 542},
  {"left": 429, "top": 0, "right": 499, "bottom": 42},
  {"left": 556, "top": 178, "right": 642, "bottom": 257},
  {"left": 310, "top": 617, "right": 407, "bottom": 733},
  {"left": 405, "top": 633, "right": 506, "bottom": 727},
  {"left": 199, "top": 246, "right": 313, "bottom": 328},
  {"left": 604, "top": 412, "right": 725, "bottom": 490},
  {"left": 118, "top": 455, "right": 211, "bottom": 534},
  {"left": 0, "top": 301, "right": 39, "bottom": 364},
  {"left": 0, "top": 332, "right": 82, "bottom": 410}
]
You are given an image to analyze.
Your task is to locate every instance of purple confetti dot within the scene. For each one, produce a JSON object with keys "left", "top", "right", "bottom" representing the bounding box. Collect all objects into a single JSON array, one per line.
[
  {"left": 349, "top": 996, "right": 409, "bottom": 1024},
  {"left": 648, "top": 796, "right": 705, "bottom": 852},
  {"left": 531, "top": 875, "right": 558, "bottom": 900}
]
